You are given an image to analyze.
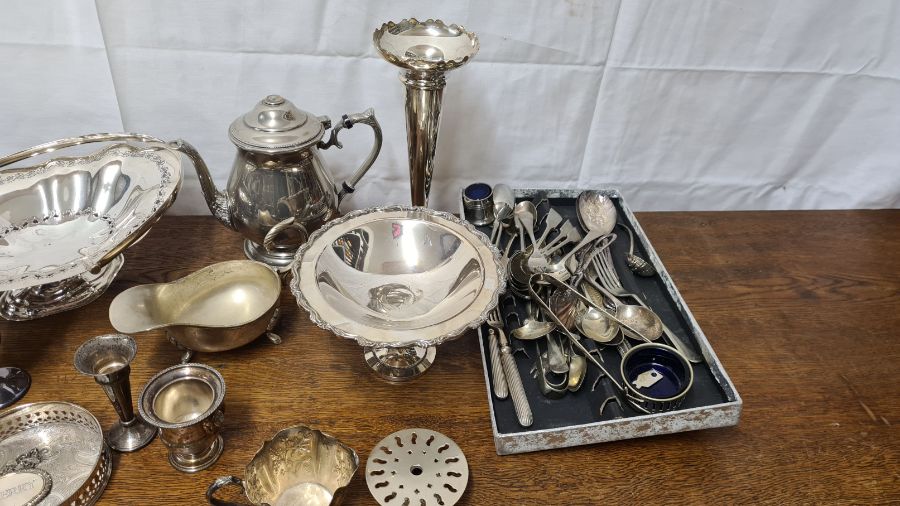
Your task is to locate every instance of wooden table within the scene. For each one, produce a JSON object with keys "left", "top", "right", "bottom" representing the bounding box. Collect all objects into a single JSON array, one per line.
[{"left": 1, "top": 211, "right": 897, "bottom": 505}]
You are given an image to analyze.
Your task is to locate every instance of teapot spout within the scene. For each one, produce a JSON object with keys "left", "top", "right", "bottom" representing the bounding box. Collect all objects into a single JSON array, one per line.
[{"left": 170, "top": 139, "right": 233, "bottom": 228}]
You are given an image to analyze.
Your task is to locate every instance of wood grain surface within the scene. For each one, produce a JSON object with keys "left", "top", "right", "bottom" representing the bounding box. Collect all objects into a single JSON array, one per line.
[{"left": 1, "top": 212, "right": 897, "bottom": 505}]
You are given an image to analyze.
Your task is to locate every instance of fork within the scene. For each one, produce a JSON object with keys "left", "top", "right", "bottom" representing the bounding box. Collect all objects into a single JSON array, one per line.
[{"left": 593, "top": 246, "right": 703, "bottom": 364}]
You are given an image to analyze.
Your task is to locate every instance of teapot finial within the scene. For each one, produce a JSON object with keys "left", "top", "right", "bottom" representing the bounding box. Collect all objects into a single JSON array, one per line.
[{"left": 263, "top": 95, "right": 285, "bottom": 106}]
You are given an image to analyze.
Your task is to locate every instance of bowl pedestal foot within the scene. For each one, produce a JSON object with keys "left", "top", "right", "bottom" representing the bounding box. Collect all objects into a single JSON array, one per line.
[{"left": 363, "top": 345, "right": 437, "bottom": 382}]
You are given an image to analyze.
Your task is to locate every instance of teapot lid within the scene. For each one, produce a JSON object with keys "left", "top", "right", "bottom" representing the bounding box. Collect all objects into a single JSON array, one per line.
[{"left": 228, "top": 95, "right": 325, "bottom": 153}]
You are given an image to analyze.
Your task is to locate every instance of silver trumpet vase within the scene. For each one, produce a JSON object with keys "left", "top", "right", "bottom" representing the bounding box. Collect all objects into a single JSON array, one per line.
[
  {"left": 74, "top": 334, "right": 157, "bottom": 452},
  {"left": 374, "top": 18, "right": 479, "bottom": 207}
]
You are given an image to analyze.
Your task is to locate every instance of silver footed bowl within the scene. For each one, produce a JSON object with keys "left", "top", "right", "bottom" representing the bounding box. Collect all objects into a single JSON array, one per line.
[
  {"left": 291, "top": 206, "right": 505, "bottom": 350},
  {"left": 373, "top": 18, "right": 479, "bottom": 73},
  {"left": 0, "top": 133, "right": 182, "bottom": 320}
]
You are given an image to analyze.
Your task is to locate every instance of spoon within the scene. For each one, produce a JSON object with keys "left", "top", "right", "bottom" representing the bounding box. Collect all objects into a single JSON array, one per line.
[
  {"left": 618, "top": 223, "right": 656, "bottom": 277},
  {"left": 514, "top": 201, "right": 539, "bottom": 249},
  {"left": 533, "top": 343, "right": 568, "bottom": 399},
  {"left": 542, "top": 191, "right": 617, "bottom": 278},
  {"left": 490, "top": 184, "right": 515, "bottom": 243},
  {"left": 547, "top": 235, "right": 615, "bottom": 325},
  {"left": 533, "top": 208, "right": 563, "bottom": 249},
  {"left": 577, "top": 191, "right": 617, "bottom": 236},
  {"left": 567, "top": 353, "right": 587, "bottom": 392},
  {"left": 513, "top": 200, "right": 537, "bottom": 254},
  {"left": 576, "top": 304, "right": 620, "bottom": 343},
  {"left": 510, "top": 305, "right": 556, "bottom": 341},
  {"left": 544, "top": 332, "right": 569, "bottom": 375},
  {"left": 584, "top": 277, "right": 662, "bottom": 342},
  {"left": 576, "top": 282, "right": 621, "bottom": 343},
  {"left": 616, "top": 305, "right": 663, "bottom": 341}
]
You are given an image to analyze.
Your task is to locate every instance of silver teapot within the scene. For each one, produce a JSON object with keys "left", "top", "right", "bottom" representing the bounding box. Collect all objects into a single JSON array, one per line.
[{"left": 175, "top": 94, "right": 382, "bottom": 267}]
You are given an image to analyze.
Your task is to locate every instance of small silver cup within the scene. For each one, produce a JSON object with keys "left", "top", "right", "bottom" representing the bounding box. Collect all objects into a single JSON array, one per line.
[
  {"left": 138, "top": 363, "right": 226, "bottom": 473},
  {"left": 462, "top": 182, "right": 495, "bottom": 226},
  {"left": 73, "top": 334, "right": 157, "bottom": 452}
]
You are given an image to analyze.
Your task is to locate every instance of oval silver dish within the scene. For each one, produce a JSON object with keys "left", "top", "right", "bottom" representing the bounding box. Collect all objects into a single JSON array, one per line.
[{"left": 0, "top": 134, "right": 182, "bottom": 320}]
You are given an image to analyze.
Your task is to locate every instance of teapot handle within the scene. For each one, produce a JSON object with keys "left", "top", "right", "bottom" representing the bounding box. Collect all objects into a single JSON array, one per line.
[{"left": 317, "top": 108, "right": 383, "bottom": 205}]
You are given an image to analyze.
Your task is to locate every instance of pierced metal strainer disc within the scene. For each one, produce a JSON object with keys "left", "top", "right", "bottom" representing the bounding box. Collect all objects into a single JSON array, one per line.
[{"left": 366, "top": 428, "right": 468, "bottom": 506}]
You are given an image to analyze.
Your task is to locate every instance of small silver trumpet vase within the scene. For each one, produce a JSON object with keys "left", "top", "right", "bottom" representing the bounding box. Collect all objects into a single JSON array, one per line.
[
  {"left": 74, "top": 334, "right": 157, "bottom": 452},
  {"left": 374, "top": 18, "right": 479, "bottom": 207}
]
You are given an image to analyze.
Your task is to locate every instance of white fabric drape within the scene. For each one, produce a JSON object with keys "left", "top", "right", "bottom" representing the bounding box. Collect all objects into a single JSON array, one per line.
[{"left": 2, "top": 0, "right": 898, "bottom": 212}]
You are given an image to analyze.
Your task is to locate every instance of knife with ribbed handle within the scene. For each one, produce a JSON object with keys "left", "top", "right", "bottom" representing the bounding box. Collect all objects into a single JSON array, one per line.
[
  {"left": 491, "top": 327, "right": 533, "bottom": 427},
  {"left": 488, "top": 329, "right": 509, "bottom": 399}
]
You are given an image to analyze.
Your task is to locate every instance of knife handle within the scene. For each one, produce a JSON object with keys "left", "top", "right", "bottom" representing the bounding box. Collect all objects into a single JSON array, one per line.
[
  {"left": 499, "top": 336, "right": 533, "bottom": 427},
  {"left": 488, "top": 329, "right": 509, "bottom": 399}
]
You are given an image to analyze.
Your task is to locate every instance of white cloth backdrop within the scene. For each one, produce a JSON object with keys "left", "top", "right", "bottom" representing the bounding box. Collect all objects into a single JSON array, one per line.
[{"left": 2, "top": 0, "right": 898, "bottom": 212}]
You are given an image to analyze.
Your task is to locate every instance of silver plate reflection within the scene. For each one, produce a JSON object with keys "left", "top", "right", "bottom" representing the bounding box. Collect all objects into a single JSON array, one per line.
[{"left": 291, "top": 206, "right": 505, "bottom": 349}]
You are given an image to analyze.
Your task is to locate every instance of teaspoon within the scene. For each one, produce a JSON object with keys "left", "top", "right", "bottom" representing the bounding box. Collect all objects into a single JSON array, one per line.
[{"left": 490, "top": 184, "right": 515, "bottom": 243}]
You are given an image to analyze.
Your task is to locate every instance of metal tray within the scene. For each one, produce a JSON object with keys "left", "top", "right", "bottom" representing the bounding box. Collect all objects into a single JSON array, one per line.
[
  {"left": 0, "top": 401, "right": 112, "bottom": 505},
  {"left": 461, "top": 188, "right": 742, "bottom": 455}
]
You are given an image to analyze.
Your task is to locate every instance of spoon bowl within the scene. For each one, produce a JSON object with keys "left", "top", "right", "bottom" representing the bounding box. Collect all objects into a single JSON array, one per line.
[
  {"left": 576, "top": 191, "right": 617, "bottom": 237},
  {"left": 510, "top": 319, "right": 556, "bottom": 341},
  {"left": 567, "top": 354, "right": 587, "bottom": 392},
  {"left": 619, "top": 223, "right": 657, "bottom": 277},
  {"left": 576, "top": 282, "right": 621, "bottom": 343},
  {"left": 575, "top": 304, "right": 620, "bottom": 343},
  {"left": 617, "top": 305, "right": 663, "bottom": 341},
  {"left": 514, "top": 201, "right": 539, "bottom": 249}
]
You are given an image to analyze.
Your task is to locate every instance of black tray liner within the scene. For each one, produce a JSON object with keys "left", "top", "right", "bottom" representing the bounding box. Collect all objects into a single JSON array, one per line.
[{"left": 478, "top": 195, "right": 730, "bottom": 435}]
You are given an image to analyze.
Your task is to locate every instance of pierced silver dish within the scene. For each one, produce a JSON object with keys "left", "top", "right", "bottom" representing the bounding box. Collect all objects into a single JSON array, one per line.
[
  {"left": 0, "top": 133, "right": 182, "bottom": 321},
  {"left": 290, "top": 206, "right": 505, "bottom": 381},
  {"left": 0, "top": 401, "right": 111, "bottom": 505}
]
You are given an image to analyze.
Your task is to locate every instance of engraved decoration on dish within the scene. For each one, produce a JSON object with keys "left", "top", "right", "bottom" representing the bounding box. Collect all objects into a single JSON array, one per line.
[
  {"left": 0, "top": 401, "right": 112, "bottom": 505},
  {"left": 290, "top": 206, "right": 506, "bottom": 350},
  {"left": 207, "top": 425, "right": 358, "bottom": 506},
  {"left": 109, "top": 260, "right": 282, "bottom": 360}
]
